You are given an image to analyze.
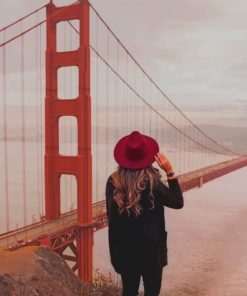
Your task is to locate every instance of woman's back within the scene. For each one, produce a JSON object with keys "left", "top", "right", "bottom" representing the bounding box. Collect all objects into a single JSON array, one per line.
[
  {"left": 106, "top": 171, "right": 183, "bottom": 271},
  {"left": 106, "top": 130, "right": 184, "bottom": 296}
]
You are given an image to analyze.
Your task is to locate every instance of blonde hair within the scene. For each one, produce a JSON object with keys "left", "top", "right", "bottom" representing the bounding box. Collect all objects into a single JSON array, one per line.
[{"left": 111, "top": 166, "right": 161, "bottom": 217}]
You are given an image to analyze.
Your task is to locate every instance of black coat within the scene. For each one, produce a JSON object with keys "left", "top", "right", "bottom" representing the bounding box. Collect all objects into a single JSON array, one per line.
[{"left": 105, "top": 175, "right": 184, "bottom": 274}]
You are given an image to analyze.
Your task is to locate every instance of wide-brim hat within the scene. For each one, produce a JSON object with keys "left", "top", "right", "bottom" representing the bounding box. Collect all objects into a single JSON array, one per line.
[{"left": 114, "top": 130, "right": 159, "bottom": 169}]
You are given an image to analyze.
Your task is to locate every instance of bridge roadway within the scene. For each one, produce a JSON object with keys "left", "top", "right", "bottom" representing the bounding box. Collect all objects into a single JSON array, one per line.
[{"left": 0, "top": 155, "right": 247, "bottom": 250}]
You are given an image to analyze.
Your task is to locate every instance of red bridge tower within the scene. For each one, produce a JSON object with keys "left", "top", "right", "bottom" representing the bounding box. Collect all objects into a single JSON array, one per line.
[{"left": 45, "top": 0, "right": 93, "bottom": 282}]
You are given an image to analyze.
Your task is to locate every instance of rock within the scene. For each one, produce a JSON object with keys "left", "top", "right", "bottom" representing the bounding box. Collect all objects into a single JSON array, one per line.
[{"left": 0, "top": 246, "right": 84, "bottom": 296}]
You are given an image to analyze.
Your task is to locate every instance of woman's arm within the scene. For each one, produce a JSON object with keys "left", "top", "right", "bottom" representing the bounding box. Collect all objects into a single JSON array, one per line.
[
  {"left": 156, "top": 178, "right": 184, "bottom": 209},
  {"left": 154, "top": 152, "right": 184, "bottom": 209}
]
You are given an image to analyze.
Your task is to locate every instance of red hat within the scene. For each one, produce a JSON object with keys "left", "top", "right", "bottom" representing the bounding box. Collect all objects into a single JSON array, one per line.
[{"left": 114, "top": 131, "right": 159, "bottom": 169}]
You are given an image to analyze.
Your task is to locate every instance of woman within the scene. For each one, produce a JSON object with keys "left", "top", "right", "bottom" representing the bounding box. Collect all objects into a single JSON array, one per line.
[{"left": 105, "top": 131, "right": 184, "bottom": 296}]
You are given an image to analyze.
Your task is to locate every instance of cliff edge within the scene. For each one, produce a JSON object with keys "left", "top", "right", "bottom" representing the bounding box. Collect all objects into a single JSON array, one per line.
[{"left": 0, "top": 246, "right": 84, "bottom": 296}]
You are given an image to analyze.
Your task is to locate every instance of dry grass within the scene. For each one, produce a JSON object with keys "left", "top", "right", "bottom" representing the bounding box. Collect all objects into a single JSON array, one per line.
[{"left": 81, "top": 268, "right": 122, "bottom": 296}]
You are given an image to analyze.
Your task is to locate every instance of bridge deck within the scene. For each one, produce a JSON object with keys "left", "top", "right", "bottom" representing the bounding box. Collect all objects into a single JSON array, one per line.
[{"left": 1, "top": 156, "right": 247, "bottom": 250}]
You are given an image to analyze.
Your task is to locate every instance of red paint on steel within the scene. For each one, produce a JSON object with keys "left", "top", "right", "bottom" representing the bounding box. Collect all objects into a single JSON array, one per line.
[
  {"left": 77, "top": 0, "right": 93, "bottom": 282},
  {"left": 45, "top": 0, "right": 93, "bottom": 283}
]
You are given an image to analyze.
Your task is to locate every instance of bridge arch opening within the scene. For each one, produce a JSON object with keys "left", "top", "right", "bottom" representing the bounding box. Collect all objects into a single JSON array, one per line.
[
  {"left": 58, "top": 66, "right": 79, "bottom": 100},
  {"left": 60, "top": 174, "right": 77, "bottom": 214},
  {"left": 56, "top": 19, "right": 79, "bottom": 52},
  {"left": 59, "top": 116, "right": 78, "bottom": 156}
]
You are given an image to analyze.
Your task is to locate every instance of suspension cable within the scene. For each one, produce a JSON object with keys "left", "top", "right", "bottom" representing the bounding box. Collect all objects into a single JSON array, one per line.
[
  {"left": 0, "top": 1, "right": 79, "bottom": 48},
  {"left": 90, "top": 45, "right": 240, "bottom": 156},
  {"left": 88, "top": 3, "right": 239, "bottom": 156}
]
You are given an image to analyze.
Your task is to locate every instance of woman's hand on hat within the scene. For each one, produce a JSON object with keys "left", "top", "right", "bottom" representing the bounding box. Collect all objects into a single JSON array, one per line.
[{"left": 155, "top": 152, "right": 174, "bottom": 174}]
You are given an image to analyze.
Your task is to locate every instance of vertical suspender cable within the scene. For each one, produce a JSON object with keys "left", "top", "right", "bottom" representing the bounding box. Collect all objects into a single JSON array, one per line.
[
  {"left": 96, "top": 15, "right": 99, "bottom": 202},
  {"left": 164, "top": 99, "right": 168, "bottom": 150},
  {"left": 2, "top": 31, "right": 10, "bottom": 238},
  {"left": 200, "top": 127, "right": 204, "bottom": 168},
  {"left": 203, "top": 131, "right": 206, "bottom": 168},
  {"left": 127, "top": 52, "right": 130, "bottom": 134},
  {"left": 114, "top": 43, "right": 117, "bottom": 138},
  {"left": 21, "top": 22, "right": 27, "bottom": 228},
  {"left": 181, "top": 114, "right": 187, "bottom": 173},
  {"left": 155, "top": 91, "right": 158, "bottom": 140},
  {"left": 180, "top": 117, "right": 183, "bottom": 173},
  {"left": 182, "top": 123, "right": 188, "bottom": 172},
  {"left": 187, "top": 126, "right": 190, "bottom": 172},
  {"left": 185, "top": 128, "right": 188, "bottom": 172},
  {"left": 63, "top": 21, "right": 68, "bottom": 212},
  {"left": 186, "top": 127, "right": 189, "bottom": 173},
  {"left": 106, "top": 30, "right": 109, "bottom": 178},
  {"left": 124, "top": 51, "right": 127, "bottom": 134},
  {"left": 126, "top": 54, "right": 129, "bottom": 133},
  {"left": 35, "top": 12, "right": 41, "bottom": 219},
  {"left": 161, "top": 99, "right": 164, "bottom": 146},
  {"left": 142, "top": 73, "right": 144, "bottom": 133},
  {"left": 119, "top": 56, "right": 122, "bottom": 133},
  {"left": 115, "top": 47, "right": 117, "bottom": 139},
  {"left": 175, "top": 112, "right": 178, "bottom": 174},
  {"left": 202, "top": 130, "right": 206, "bottom": 167},
  {"left": 185, "top": 121, "right": 188, "bottom": 173},
  {"left": 121, "top": 51, "right": 123, "bottom": 133},
  {"left": 39, "top": 23, "right": 44, "bottom": 219},
  {"left": 69, "top": 23, "right": 73, "bottom": 209},
  {"left": 134, "top": 64, "right": 137, "bottom": 129},
  {"left": 149, "top": 88, "right": 152, "bottom": 136},
  {"left": 115, "top": 42, "right": 119, "bottom": 139}
]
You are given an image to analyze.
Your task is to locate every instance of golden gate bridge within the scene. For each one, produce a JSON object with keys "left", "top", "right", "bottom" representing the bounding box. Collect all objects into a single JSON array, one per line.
[{"left": 0, "top": 0, "right": 246, "bottom": 283}]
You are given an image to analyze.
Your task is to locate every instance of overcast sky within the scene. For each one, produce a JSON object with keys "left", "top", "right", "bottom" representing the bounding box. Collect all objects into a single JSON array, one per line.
[{"left": 1, "top": 0, "right": 247, "bottom": 127}]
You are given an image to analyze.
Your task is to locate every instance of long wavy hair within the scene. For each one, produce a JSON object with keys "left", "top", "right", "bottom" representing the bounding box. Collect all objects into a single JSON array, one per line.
[{"left": 111, "top": 166, "right": 161, "bottom": 217}]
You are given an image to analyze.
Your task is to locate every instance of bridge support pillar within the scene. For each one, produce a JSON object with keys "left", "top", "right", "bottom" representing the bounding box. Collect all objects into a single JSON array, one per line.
[
  {"left": 45, "top": 0, "right": 93, "bottom": 283},
  {"left": 77, "top": 228, "right": 94, "bottom": 282}
]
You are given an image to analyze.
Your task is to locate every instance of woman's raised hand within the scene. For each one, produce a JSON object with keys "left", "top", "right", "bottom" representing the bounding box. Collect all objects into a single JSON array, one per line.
[{"left": 154, "top": 152, "right": 174, "bottom": 174}]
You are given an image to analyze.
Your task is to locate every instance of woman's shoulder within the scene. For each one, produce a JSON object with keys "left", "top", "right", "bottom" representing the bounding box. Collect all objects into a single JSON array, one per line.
[
  {"left": 105, "top": 174, "right": 116, "bottom": 198},
  {"left": 106, "top": 172, "right": 118, "bottom": 188},
  {"left": 107, "top": 171, "right": 117, "bottom": 182}
]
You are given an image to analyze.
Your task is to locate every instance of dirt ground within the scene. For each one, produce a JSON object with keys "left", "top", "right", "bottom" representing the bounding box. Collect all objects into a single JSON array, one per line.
[{"left": 0, "top": 246, "right": 36, "bottom": 275}]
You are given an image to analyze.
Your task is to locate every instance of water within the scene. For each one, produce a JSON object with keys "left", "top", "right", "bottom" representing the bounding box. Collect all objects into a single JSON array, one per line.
[
  {"left": 0, "top": 140, "right": 232, "bottom": 233},
  {"left": 93, "top": 166, "right": 247, "bottom": 295}
]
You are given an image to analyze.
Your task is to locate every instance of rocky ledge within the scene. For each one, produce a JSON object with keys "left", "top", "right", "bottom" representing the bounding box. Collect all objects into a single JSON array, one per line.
[
  {"left": 0, "top": 246, "right": 85, "bottom": 296},
  {"left": 0, "top": 246, "right": 121, "bottom": 296}
]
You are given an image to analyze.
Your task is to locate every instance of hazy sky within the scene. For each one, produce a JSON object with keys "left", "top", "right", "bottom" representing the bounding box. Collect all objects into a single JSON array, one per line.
[{"left": 1, "top": 0, "right": 247, "bottom": 127}]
